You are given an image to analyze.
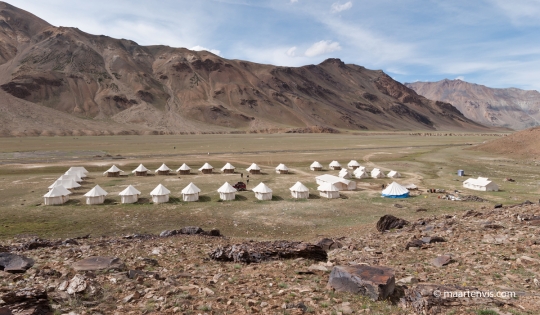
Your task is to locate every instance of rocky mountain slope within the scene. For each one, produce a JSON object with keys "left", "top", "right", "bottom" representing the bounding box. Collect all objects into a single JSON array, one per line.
[
  {"left": 406, "top": 79, "right": 540, "bottom": 130},
  {"left": 0, "top": 2, "right": 489, "bottom": 136},
  {"left": 474, "top": 126, "right": 540, "bottom": 159}
]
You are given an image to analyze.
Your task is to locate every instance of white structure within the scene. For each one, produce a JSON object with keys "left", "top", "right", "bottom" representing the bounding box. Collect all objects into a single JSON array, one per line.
[
  {"left": 315, "top": 174, "right": 356, "bottom": 191},
  {"left": 43, "top": 186, "right": 71, "bottom": 205},
  {"left": 155, "top": 163, "right": 172, "bottom": 175},
  {"left": 310, "top": 161, "right": 323, "bottom": 171},
  {"left": 181, "top": 183, "right": 201, "bottom": 202},
  {"left": 150, "top": 184, "right": 171, "bottom": 204},
  {"left": 176, "top": 163, "right": 191, "bottom": 175},
  {"left": 329, "top": 161, "right": 342, "bottom": 170},
  {"left": 217, "top": 182, "right": 237, "bottom": 201},
  {"left": 119, "top": 185, "right": 141, "bottom": 204},
  {"left": 49, "top": 179, "right": 80, "bottom": 190},
  {"left": 275, "top": 163, "right": 289, "bottom": 174},
  {"left": 347, "top": 160, "right": 361, "bottom": 170},
  {"left": 463, "top": 177, "right": 499, "bottom": 191},
  {"left": 353, "top": 168, "right": 369, "bottom": 179},
  {"left": 371, "top": 168, "right": 386, "bottom": 178},
  {"left": 132, "top": 164, "right": 150, "bottom": 176},
  {"left": 59, "top": 174, "right": 82, "bottom": 183},
  {"left": 68, "top": 167, "right": 88, "bottom": 177},
  {"left": 103, "top": 165, "right": 123, "bottom": 177},
  {"left": 252, "top": 182, "right": 273, "bottom": 200},
  {"left": 387, "top": 170, "right": 401, "bottom": 178},
  {"left": 289, "top": 181, "right": 309, "bottom": 199},
  {"left": 221, "top": 163, "right": 235, "bottom": 174},
  {"left": 199, "top": 163, "right": 214, "bottom": 174},
  {"left": 247, "top": 163, "right": 261, "bottom": 174},
  {"left": 338, "top": 169, "right": 351, "bottom": 179},
  {"left": 65, "top": 170, "right": 86, "bottom": 180},
  {"left": 382, "top": 182, "right": 410, "bottom": 198},
  {"left": 84, "top": 185, "right": 108, "bottom": 205},
  {"left": 317, "top": 182, "right": 340, "bottom": 199}
]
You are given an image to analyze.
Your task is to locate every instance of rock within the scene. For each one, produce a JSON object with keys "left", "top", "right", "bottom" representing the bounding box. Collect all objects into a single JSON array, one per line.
[
  {"left": 66, "top": 274, "right": 87, "bottom": 294},
  {"left": 517, "top": 256, "right": 539, "bottom": 266},
  {"left": 0, "top": 253, "right": 34, "bottom": 273},
  {"left": 376, "top": 215, "right": 409, "bottom": 232},
  {"left": 405, "top": 239, "right": 425, "bottom": 249},
  {"left": 431, "top": 255, "right": 452, "bottom": 267},
  {"left": 159, "top": 230, "right": 180, "bottom": 237},
  {"left": 483, "top": 223, "right": 505, "bottom": 229},
  {"left": 1, "top": 288, "right": 51, "bottom": 315},
  {"left": 308, "top": 264, "right": 329, "bottom": 272},
  {"left": 284, "top": 302, "right": 307, "bottom": 312},
  {"left": 494, "top": 204, "right": 503, "bottom": 209},
  {"left": 201, "top": 229, "right": 221, "bottom": 236},
  {"left": 0, "top": 308, "right": 11, "bottom": 315},
  {"left": 316, "top": 238, "right": 343, "bottom": 251},
  {"left": 72, "top": 256, "right": 125, "bottom": 272},
  {"left": 396, "top": 276, "right": 419, "bottom": 285},
  {"left": 462, "top": 210, "right": 483, "bottom": 218},
  {"left": 482, "top": 234, "right": 508, "bottom": 245},
  {"left": 180, "top": 226, "right": 203, "bottom": 235},
  {"left": 327, "top": 265, "right": 395, "bottom": 301},
  {"left": 406, "top": 236, "right": 446, "bottom": 249},
  {"left": 209, "top": 241, "right": 327, "bottom": 263},
  {"left": 334, "top": 302, "right": 354, "bottom": 314}
]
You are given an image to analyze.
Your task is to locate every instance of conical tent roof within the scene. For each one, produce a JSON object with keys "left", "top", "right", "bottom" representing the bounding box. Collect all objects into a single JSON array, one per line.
[
  {"left": 276, "top": 163, "right": 289, "bottom": 171},
  {"left": 59, "top": 174, "right": 82, "bottom": 182},
  {"left": 382, "top": 182, "right": 409, "bottom": 196},
  {"left": 155, "top": 163, "right": 171, "bottom": 172},
  {"left": 221, "top": 163, "right": 235, "bottom": 171},
  {"left": 387, "top": 170, "right": 401, "bottom": 177},
  {"left": 48, "top": 180, "right": 64, "bottom": 189},
  {"left": 290, "top": 181, "right": 309, "bottom": 192},
  {"left": 176, "top": 163, "right": 191, "bottom": 171},
  {"left": 69, "top": 166, "right": 89, "bottom": 174},
  {"left": 104, "top": 165, "right": 123, "bottom": 174},
  {"left": 252, "top": 182, "right": 272, "bottom": 193},
  {"left": 119, "top": 185, "right": 141, "bottom": 196},
  {"left": 246, "top": 163, "right": 261, "bottom": 171},
  {"left": 198, "top": 163, "right": 214, "bottom": 171},
  {"left": 132, "top": 164, "right": 149, "bottom": 173},
  {"left": 150, "top": 184, "right": 170, "bottom": 196},
  {"left": 55, "top": 178, "right": 80, "bottom": 189},
  {"left": 65, "top": 170, "right": 85, "bottom": 178},
  {"left": 339, "top": 169, "right": 349, "bottom": 175},
  {"left": 84, "top": 185, "right": 108, "bottom": 197},
  {"left": 44, "top": 185, "right": 72, "bottom": 197},
  {"left": 317, "top": 182, "right": 340, "bottom": 192},
  {"left": 181, "top": 182, "right": 201, "bottom": 194},
  {"left": 310, "top": 161, "right": 323, "bottom": 168},
  {"left": 329, "top": 160, "right": 341, "bottom": 167},
  {"left": 348, "top": 160, "right": 361, "bottom": 167},
  {"left": 217, "top": 182, "right": 237, "bottom": 193}
]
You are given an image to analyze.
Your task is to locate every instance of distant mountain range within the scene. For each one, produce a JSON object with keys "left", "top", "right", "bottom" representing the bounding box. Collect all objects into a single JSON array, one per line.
[
  {"left": 0, "top": 2, "right": 488, "bottom": 136},
  {"left": 406, "top": 79, "right": 540, "bottom": 130}
]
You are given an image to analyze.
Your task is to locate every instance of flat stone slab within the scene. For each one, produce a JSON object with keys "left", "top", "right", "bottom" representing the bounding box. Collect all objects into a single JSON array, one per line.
[
  {"left": 0, "top": 253, "right": 34, "bottom": 273},
  {"left": 72, "top": 256, "right": 125, "bottom": 272},
  {"left": 431, "top": 255, "right": 452, "bottom": 267},
  {"left": 327, "top": 265, "right": 395, "bottom": 300}
]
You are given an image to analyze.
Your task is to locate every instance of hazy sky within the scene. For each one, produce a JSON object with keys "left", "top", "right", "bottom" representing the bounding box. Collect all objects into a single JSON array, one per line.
[{"left": 11, "top": 0, "right": 540, "bottom": 90}]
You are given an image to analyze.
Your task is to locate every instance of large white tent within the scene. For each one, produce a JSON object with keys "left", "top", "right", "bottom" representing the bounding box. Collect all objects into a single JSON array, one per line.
[
  {"left": 103, "top": 165, "right": 123, "bottom": 177},
  {"left": 275, "top": 163, "right": 289, "bottom": 174},
  {"left": 252, "top": 182, "right": 272, "bottom": 200},
  {"left": 176, "top": 163, "right": 191, "bottom": 175},
  {"left": 217, "top": 182, "right": 237, "bottom": 201},
  {"left": 317, "top": 182, "right": 340, "bottom": 199},
  {"left": 199, "top": 163, "right": 214, "bottom": 174},
  {"left": 59, "top": 174, "right": 82, "bottom": 183},
  {"left": 387, "top": 170, "right": 401, "bottom": 178},
  {"left": 68, "top": 167, "right": 88, "bottom": 177},
  {"left": 181, "top": 183, "right": 201, "bottom": 202},
  {"left": 329, "top": 161, "right": 342, "bottom": 170},
  {"left": 119, "top": 185, "right": 141, "bottom": 204},
  {"left": 347, "top": 160, "right": 361, "bottom": 170},
  {"left": 150, "top": 184, "right": 171, "bottom": 204},
  {"left": 65, "top": 169, "right": 86, "bottom": 180},
  {"left": 310, "top": 161, "right": 323, "bottom": 171},
  {"left": 132, "top": 164, "right": 150, "bottom": 176},
  {"left": 49, "top": 179, "right": 81, "bottom": 190},
  {"left": 289, "top": 181, "right": 309, "bottom": 199},
  {"left": 382, "top": 182, "right": 409, "bottom": 198},
  {"left": 155, "top": 164, "right": 172, "bottom": 175},
  {"left": 353, "top": 168, "right": 369, "bottom": 179},
  {"left": 247, "top": 163, "right": 261, "bottom": 174},
  {"left": 84, "top": 185, "right": 108, "bottom": 205},
  {"left": 221, "top": 163, "right": 235, "bottom": 174},
  {"left": 43, "top": 185, "right": 71, "bottom": 205},
  {"left": 315, "top": 174, "right": 356, "bottom": 191},
  {"left": 463, "top": 177, "right": 499, "bottom": 191},
  {"left": 338, "top": 169, "right": 351, "bottom": 179},
  {"left": 371, "top": 168, "right": 386, "bottom": 178}
]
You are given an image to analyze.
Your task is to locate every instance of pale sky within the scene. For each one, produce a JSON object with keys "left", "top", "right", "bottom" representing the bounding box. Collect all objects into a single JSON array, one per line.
[{"left": 10, "top": 0, "right": 540, "bottom": 91}]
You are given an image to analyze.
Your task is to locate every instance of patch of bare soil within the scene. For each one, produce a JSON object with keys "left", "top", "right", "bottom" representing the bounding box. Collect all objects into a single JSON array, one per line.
[{"left": 474, "top": 127, "right": 540, "bottom": 159}]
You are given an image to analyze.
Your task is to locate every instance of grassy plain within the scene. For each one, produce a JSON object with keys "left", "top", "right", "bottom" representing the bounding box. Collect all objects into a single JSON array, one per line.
[{"left": 0, "top": 132, "right": 535, "bottom": 240}]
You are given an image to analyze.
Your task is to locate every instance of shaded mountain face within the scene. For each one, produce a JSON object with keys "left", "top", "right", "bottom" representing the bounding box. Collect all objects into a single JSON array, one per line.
[
  {"left": 406, "top": 79, "right": 540, "bottom": 130},
  {"left": 0, "top": 2, "right": 488, "bottom": 135}
]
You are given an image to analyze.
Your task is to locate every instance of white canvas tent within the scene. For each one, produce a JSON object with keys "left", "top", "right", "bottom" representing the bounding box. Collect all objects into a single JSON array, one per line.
[
  {"left": 199, "top": 163, "right": 214, "bottom": 174},
  {"left": 329, "top": 161, "right": 342, "bottom": 170},
  {"left": 49, "top": 179, "right": 80, "bottom": 190},
  {"left": 315, "top": 174, "right": 356, "bottom": 191},
  {"left": 289, "top": 181, "right": 309, "bottom": 199},
  {"left": 119, "top": 185, "right": 141, "bottom": 204},
  {"left": 155, "top": 164, "right": 172, "bottom": 175},
  {"left": 43, "top": 185, "right": 71, "bottom": 205},
  {"left": 59, "top": 174, "right": 82, "bottom": 183},
  {"left": 221, "top": 163, "right": 235, "bottom": 174},
  {"left": 176, "top": 163, "right": 191, "bottom": 175},
  {"left": 310, "top": 161, "right": 323, "bottom": 171},
  {"left": 353, "top": 168, "right": 369, "bottom": 179},
  {"left": 132, "top": 164, "right": 150, "bottom": 176},
  {"left": 65, "top": 170, "right": 86, "bottom": 180},
  {"left": 181, "top": 182, "right": 201, "bottom": 202},
  {"left": 382, "top": 182, "right": 409, "bottom": 198},
  {"left": 338, "top": 169, "right": 351, "bottom": 179},
  {"left": 217, "top": 182, "right": 237, "bottom": 201},
  {"left": 387, "top": 170, "right": 401, "bottom": 178},
  {"left": 252, "top": 182, "right": 272, "bottom": 200},
  {"left": 247, "top": 163, "right": 261, "bottom": 174},
  {"left": 103, "top": 165, "right": 123, "bottom": 177},
  {"left": 371, "top": 168, "right": 385, "bottom": 178},
  {"left": 68, "top": 167, "right": 88, "bottom": 177},
  {"left": 150, "top": 184, "right": 171, "bottom": 204},
  {"left": 347, "top": 160, "right": 361, "bottom": 170},
  {"left": 463, "top": 177, "right": 499, "bottom": 191},
  {"left": 84, "top": 185, "right": 108, "bottom": 205},
  {"left": 317, "top": 182, "right": 340, "bottom": 199},
  {"left": 275, "top": 163, "right": 289, "bottom": 174}
]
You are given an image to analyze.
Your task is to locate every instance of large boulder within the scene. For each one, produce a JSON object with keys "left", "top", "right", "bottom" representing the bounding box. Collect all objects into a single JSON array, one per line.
[
  {"left": 0, "top": 253, "right": 34, "bottom": 273},
  {"left": 1, "top": 288, "right": 51, "bottom": 315},
  {"left": 376, "top": 215, "right": 409, "bottom": 232},
  {"left": 72, "top": 256, "right": 125, "bottom": 272},
  {"left": 327, "top": 265, "right": 395, "bottom": 300}
]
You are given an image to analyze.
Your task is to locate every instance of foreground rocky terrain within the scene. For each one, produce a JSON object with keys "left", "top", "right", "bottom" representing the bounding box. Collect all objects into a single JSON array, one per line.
[{"left": 1, "top": 202, "right": 539, "bottom": 314}]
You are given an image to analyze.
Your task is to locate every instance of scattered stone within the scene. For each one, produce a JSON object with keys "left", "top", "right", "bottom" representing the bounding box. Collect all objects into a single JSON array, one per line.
[
  {"left": 462, "top": 210, "right": 483, "bottom": 218},
  {"left": 209, "top": 241, "right": 327, "bottom": 263},
  {"left": 460, "top": 195, "right": 486, "bottom": 202},
  {"left": 482, "top": 234, "right": 508, "bottom": 245},
  {"left": 316, "top": 238, "right": 343, "bottom": 251},
  {"left": 494, "top": 204, "right": 503, "bottom": 209},
  {"left": 483, "top": 223, "right": 505, "bottom": 229},
  {"left": 66, "top": 274, "right": 87, "bottom": 294},
  {"left": 431, "top": 255, "right": 452, "bottom": 267},
  {"left": 396, "top": 276, "right": 419, "bottom": 285},
  {"left": 72, "top": 256, "right": 125, "bottom": 272},
  {"left": 0, "top": 253, "right": 34, "bottom": 273},
  {"left": 406, "top": 236, "right": 446, "bottom": 249},
  {"left": 327, "top": 265, "right": 395, "bottom": 301},
  {"left": 1, "top": 288, "right": 51, "bottom": 315},
  {"left": 376, "top": 215, "right": 409, "bottom": 232},
  {"left": 180, "top": 226, "right": 203, "bottom": 235},
  {"left": 284, "top": 302, "right": 307, "bottom": 312},
  {"left": 160, "top": 226, "right": 221, "bottom": 237},
  {"left": 517, "top": 256, "right": 539, "bottom": 266}
]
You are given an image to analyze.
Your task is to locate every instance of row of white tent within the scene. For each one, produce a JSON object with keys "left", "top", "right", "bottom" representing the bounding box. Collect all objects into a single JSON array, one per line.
[
  {"left": 103, "top": 163, "right": 292, "bottom": 176},
  {"left": 338, "top": 167, "right": 401, "bottom": 179}
]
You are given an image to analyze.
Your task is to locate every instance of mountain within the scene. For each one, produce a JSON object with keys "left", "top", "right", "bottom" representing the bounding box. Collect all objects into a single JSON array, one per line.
[
  {"left": 473, "top": 126, "right": 540, "bottom": 159},
  {"left": 0, "top": 2, "right": 488, "bottom": 136},
  {"left": 405, "top": 79, "right": 540, "bottom": 130}
]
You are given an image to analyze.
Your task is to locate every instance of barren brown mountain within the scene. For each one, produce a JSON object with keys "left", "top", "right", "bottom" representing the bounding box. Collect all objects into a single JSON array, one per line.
[
  {"left": 406, "top": 79, "right": 540, "bottom": 130},
  {"left": 474, "top": 126, "right": 540, "bottom": 159},
  {"left": 0, "top": 2, "right": 488, "bottom": 136}
]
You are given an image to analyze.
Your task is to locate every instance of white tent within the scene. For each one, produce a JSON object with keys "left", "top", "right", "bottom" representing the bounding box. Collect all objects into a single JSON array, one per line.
[
  {"left": 371, "top": 168, "right": 385, "bottom": 178},
  {"left": 275, "top": 163, "right": 289, "bottom": 174},
  {"left": 199, "top": 163, "right": 214, "bottom": 174},
  {"left": 405, "top": 183, "right": 418, "bottom": 190},
  {"left": 150, "top": 184, "right": 171, "bottom": 204},
  {"left": 289, "top": 181, "right": 309, "bottom": 199},
  {"left": 155, "top": 163, "right": 172, "bottom": 175},
  {"left": 181, "top": 182, "right": 201, "bottom": 202},
  {"left": 382, "top": 182, "right": 409, "bottom": 198},
  {"left": 176, "top": 163, "right": 191, "bottom": 175},
  {"left": 387, "top": 170, "right": 401, "bottom": 178},
  {"left": 347, "top": 160, "right": 361, "bottom": 170},
  {"left": 68, "top": 167, "right": 88, "bottom": 176},
  {"left": 119, "top": 185, "right": 141, "bottom": 204},
  {"left": 103, "top": 165, "right": 123, "bottom": 177},
  {"left": 252, "top": 182, "right": 272, "bottom": 200},
  {"left": 65, "top": 170, "right": 85, "bottom": 180},
  {"left": 217, "top": 182, "right": 237, "bottom": 201},
  {"left": 317, "top": 182, "right": 340, "bottom": 199},
  {"left": 329, "top": 161, "right": 342, "bottom": 170},
  {"left": 353, "top": 168, "right": 369, "bottom": 179},
  {"left": 247, "top": 163, "right": 261, "bottom": 174},
  {"left": 59, "top": 173, "right": 82, "bottom": 183},
  {"left": 84, "top": 185, "right": 108, "bottom": 205},
  {"left": 463, "top": 177, "right": 499, "bottom": 191},
  {"left": 315, "top": 174, "right": 356, "bottom": 191},
  {"left": 310, "top": 161, "right": 323, "bottom": 171},
  {"left": 49, "top": 179, "right": 80, "bottom": 190},
  {"left": 338, "top": 169, "right": 351, "bottom": 179},
  {"left": 43, "top": 185, "right": 71, "bottom": 205},
  {"left": 221, "top": 163, "right": 235, "bottom": 174},
  {"left": 132, "top": 164, "right": 150, "bottom": 176}
]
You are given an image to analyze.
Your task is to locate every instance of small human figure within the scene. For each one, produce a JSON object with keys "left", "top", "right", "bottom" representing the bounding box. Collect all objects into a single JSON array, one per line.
[
  {"left": 241, "top": 173, "right": 243, "bottom": 179},
  {"left": 246, "top": 179, "right": 249, "bottom": 185}
]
